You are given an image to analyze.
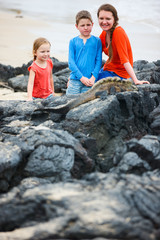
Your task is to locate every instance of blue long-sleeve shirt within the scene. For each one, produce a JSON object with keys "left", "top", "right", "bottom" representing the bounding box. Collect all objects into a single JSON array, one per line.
[{"left": 68, "top": 35, "right": 102, "bottom": 81}]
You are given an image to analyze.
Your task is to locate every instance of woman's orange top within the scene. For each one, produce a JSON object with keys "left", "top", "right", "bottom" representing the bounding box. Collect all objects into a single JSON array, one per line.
[{"left": 99, "top": 26, "right": 133, "bottom": 78}]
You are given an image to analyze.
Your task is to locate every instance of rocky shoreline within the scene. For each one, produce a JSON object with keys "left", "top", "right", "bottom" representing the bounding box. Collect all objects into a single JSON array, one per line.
[{"left": 0, "top": 58, "right": 160, "bottom": 240}]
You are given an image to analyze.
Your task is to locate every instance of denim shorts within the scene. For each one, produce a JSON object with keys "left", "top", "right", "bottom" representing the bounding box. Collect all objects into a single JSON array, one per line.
[
  {"left": 66, "top": 79, "right": 91, "bottom": 95},
  {"left": 95, "top": 68, "right": 126, "bottom": 82}
]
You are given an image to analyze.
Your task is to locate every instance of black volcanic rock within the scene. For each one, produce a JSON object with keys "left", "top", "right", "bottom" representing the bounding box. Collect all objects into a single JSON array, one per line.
[{"left": 0, "top": 59, "right": 160, "bottom": 240}]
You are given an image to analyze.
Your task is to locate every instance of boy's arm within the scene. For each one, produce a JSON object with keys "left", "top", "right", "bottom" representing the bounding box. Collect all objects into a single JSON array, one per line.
[
  {"left": 68, "top": 39, "right": 83, "bottom": 79},
  {"left": 27, "top": 69, "right": 35, "bottom": 101},
  {"left": 91, "top": 39, "right": 102, "bottom": 80}
]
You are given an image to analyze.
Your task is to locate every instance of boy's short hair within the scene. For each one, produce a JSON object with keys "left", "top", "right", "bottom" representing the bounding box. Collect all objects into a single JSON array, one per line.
[{"left": 76, "top": 10, "right": 93, "bottom": 25}]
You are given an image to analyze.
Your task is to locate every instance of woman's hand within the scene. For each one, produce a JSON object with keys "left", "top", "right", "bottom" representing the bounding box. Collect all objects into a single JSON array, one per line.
[
  {"left": 134, "top": 79, "right": 150, "bottom": 85},
  {"left": 124, "top": 62, "right": 150, "bottom": 85}
]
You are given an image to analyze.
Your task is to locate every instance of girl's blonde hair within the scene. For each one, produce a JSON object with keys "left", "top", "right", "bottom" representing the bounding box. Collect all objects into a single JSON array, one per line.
[
  {"left": 32, "top": 37, "right": 51, "bottom": 61},
  {"left": 97, "top": 4, "right": 119, "bottom": 63}
]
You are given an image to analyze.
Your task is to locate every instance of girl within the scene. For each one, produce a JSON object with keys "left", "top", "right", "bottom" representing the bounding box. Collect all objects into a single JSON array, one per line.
[
  {"left": 27, "top": 37, "right": 55, "bottom": 101},
  {"left": 96, "top": 4, "right": 150, "bottom": 85}
]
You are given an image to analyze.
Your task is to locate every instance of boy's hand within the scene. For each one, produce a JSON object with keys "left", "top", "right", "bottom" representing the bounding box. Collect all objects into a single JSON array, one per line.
[
  {"left": 88, "top": 75, "right": 95, "bottom": 86},
  {"left": 80, "top": 77, "right": 91, "bottom": 86}
]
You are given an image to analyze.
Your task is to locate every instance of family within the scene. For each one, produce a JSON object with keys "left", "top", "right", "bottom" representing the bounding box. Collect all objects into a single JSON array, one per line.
[{"left": 27, "top": 3, "right": 150, "bottom": 101}]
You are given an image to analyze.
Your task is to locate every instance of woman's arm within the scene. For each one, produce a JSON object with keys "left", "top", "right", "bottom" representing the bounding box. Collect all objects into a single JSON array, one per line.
[{"left": 124, "top": 62, "right": 150, "bottom": 85}]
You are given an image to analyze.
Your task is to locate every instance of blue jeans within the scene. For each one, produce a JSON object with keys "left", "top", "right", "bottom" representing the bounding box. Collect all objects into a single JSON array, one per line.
[
  {"left": 66, "top": 79, "right": 91, "bottom": 95},
  {"left": 95, "top": 68, "right": 126, "bottom": 82},
  {"left": 33, "top": 94, "right": 54, "bottom": 100}
]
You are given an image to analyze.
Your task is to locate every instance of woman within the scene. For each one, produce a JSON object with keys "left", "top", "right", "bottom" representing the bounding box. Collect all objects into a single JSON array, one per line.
[{"left": 96, "top": 4, "right": 150, "bottom": 85}]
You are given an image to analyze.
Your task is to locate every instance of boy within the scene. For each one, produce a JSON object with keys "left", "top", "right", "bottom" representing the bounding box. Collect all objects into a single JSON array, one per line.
[{"left": 66, "top": 10, "right": 102, "bottom": 95}]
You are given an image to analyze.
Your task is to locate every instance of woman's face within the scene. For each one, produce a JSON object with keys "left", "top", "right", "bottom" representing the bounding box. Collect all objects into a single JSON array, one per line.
[{"left": 98, "top": 10, "right": 115, "bottom": 31}]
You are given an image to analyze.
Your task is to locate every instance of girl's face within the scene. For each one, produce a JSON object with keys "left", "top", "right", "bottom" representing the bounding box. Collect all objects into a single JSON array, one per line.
[
  {"left": 76, "top": 18, "right": 93, "bottom": 38},
  {"left": 98, "top": 10, "right": 115, "bottom": 32},
  {"left": 35, "top": 43, "right": 51, "bottom": 62}
]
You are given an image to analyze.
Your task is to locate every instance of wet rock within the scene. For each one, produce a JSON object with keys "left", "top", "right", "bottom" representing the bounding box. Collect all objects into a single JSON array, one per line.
[{"left": 0, "top": 171, "right": 159, "bottom": 240}]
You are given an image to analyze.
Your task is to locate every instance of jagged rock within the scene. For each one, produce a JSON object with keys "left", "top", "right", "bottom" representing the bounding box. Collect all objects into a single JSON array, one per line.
[
  {"left": 0, "top": 142, "right": 22, "bottom": 192},
  {"left": 8, "top": 75, "right": 28, "bottom": 92},
  {"left": 0, "top": 59, "right": 160, "bottom": 240},
  {"left": 0, "top": 171, "right": 159, "bottom": 240},
  {"left": 149, "top": 104, "right": 160, "bottom": 135},
  {"left": 0, "top": 124, "right": 94, "bottom": 192},
  {"left": 111, "top": 134, "right": 160, "bottom": 174},
  {"left": 133, "top": 60, "right": 160, "bottom": 84},
  {"left": 61, "top": 88, "right": 159, "bottom": 170}
]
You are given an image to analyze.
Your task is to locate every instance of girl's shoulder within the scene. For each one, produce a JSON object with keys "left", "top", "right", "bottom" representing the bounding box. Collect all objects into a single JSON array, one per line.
[
  {"left": 28, "top": 61, "right": 36, "bottom": 72},
  {"left": 47, "top": 58, "right": 53, "bottom": 68}
]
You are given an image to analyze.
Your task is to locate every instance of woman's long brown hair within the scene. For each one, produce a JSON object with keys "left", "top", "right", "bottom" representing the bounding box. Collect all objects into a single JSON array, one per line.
[{"left": 97, "top": 4, "right": 119, "bottom": 63}]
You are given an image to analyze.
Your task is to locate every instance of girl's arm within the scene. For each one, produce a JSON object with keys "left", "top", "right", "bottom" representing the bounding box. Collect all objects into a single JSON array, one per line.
[
  {"left": 27, "top": 69, "right": 35, "bottom": 101},
  {"left": 50, "top": 72, "right": 55, "bottom": 96},
  {"left": 124, "top": 62, "right": 150, "bottom": 85}
]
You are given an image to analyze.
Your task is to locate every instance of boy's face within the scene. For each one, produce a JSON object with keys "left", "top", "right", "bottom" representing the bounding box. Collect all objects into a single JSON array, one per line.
[{"left": 76, "top": 18, "right": 93, "bottom": 38}]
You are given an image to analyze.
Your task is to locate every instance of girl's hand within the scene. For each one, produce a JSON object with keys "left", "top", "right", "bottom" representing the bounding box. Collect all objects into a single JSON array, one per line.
[
  {"left": 27, "top": 97, "right": 33, "bottom": 101},
  {"left": 67, "top": 77, "right": 70, "bottom": 88}
]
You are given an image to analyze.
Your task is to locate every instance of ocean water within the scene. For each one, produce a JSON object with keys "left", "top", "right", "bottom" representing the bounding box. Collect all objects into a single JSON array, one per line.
[{"left": 0, "top": 0, "right": 160, "bottom": 62}]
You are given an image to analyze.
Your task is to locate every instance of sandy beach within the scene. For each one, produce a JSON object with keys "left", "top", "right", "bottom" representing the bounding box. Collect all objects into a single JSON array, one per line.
[
  {"left": 0, "top": 10, "right": 54, "bottom": 67},
  {"left": 0, "top": 88, "right": 27, "bottom": 100}
]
